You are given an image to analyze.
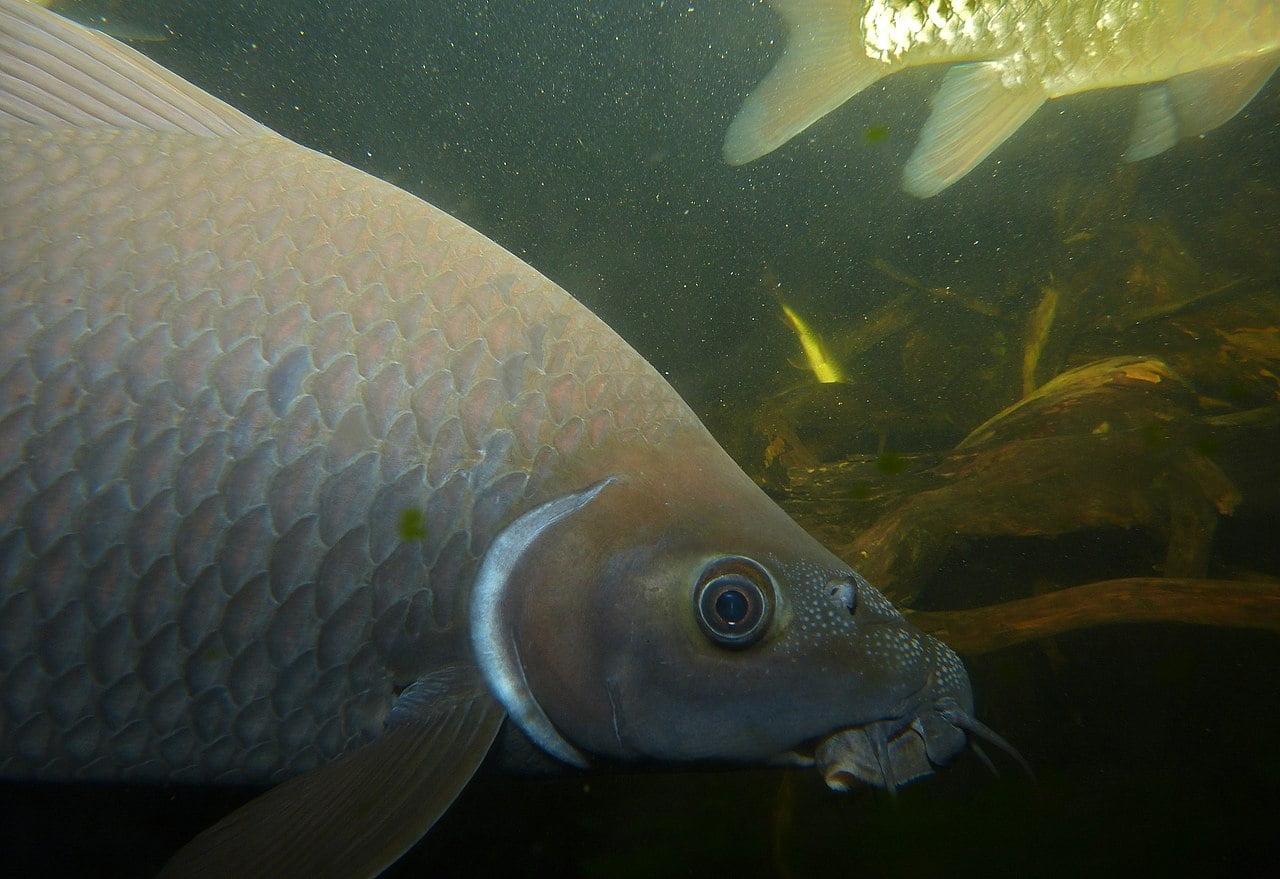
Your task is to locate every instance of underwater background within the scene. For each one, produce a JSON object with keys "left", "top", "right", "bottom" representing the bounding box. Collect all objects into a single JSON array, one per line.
[{"left": 3, "top": 1, "right": 1278, "bottom": 876}]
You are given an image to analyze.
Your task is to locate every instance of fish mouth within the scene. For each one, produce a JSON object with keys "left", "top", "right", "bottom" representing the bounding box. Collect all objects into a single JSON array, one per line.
[{"left": 794, "top": 697, "right": 1032, "bottom": 793}]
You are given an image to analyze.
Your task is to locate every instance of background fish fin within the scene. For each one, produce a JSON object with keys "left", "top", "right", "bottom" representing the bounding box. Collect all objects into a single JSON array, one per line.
[
  {"left": 1125, "top": 84, "right": 1179, "bottom": 161},
  {"left": 1165, "top": 52, "right": 1279, "bottom": 138},
  {"left": 1125, "top": 53, "right": 1277, "bottom": 163},
  {"left": 723, "top": 0, "right": 885, "bottom": 165},
  {"left": 0, "top": 0, "right": 267, "bottom": 135},
  {"left": 159, "top": 664, "right": 505, "bottom": 879},
  {"left": 902, "top": 62, "right": 1044, "bottom": 198}
]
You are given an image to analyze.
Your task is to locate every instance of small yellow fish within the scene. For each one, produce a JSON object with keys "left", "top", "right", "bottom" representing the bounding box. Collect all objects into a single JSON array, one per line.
[
  {"left": 765, "top": 267, "right": 845, "bottom": 383},
  {"left": 725, "top": 1, "right": 1280, "bottom": 196}
]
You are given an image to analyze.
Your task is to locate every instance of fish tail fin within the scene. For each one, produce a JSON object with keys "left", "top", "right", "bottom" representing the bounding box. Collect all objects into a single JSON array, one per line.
[
  {"left": 902, "top": 62, "right": 1045, "bottom": 198},
  {"left": 723, "top": 0, "right": 885, "bottom": 165},
  {"left": 1125, "top": 53, "right": 1280, "bottom": 162}
]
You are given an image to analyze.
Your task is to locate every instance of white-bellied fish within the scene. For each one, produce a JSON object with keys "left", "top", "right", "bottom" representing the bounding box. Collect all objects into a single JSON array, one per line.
[
  {"left": 0, "top": 2, "right": 1022, "bottom": 875},
  {"left": 725, "top": 0, "right": 1280, "bottom": 196}
]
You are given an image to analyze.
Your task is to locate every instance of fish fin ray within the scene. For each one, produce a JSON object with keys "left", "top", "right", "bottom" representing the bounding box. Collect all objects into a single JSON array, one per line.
[
  {"left": 1165, "top": 52, "right": 1279, "bottom": 139},
  {"left": 724, "top": 0, "right": 884, "bottom": 165},
  {"left": 0, "top": 0, "right": 267, "bottom": 136},
  {"left": 1125, "top": 84, "right": 1179, "bottom": 161},
  {"left": 159, "top": 664, "right": 504, "bottom": 879},
  {"left": 1127, "top": 52, "right": 1278, "bottom": 162},
  {"left": 902, "top": 62, "right": 1044, "bottom": 198}
]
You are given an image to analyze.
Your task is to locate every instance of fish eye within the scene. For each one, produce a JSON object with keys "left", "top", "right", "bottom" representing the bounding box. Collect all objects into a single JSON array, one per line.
[{"left": 694, "top": 557, "right": 775, "bottom": 648}]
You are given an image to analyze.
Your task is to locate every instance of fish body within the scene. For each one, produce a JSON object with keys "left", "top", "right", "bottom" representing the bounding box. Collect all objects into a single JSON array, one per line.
[
  {"left": 0, "top": 2, "right": 1010, "bottom": 875},
  {"left": 764, "top": 268, "right": 845, "bottom": 384},
  {"left": 725, "top": 0, "right": 1280, "bottom": 195},
  {"left": 780, "top": 301, "right": 845, "bottom": 383}
]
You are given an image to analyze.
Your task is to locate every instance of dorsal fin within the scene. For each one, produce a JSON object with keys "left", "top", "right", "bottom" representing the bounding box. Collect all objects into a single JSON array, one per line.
[{"left": 0, "top": 0, "right": 268, "bottom": 136}]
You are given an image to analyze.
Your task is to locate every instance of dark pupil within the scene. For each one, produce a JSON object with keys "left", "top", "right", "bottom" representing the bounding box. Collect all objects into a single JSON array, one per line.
[{"left": 715, "top": 588, "right": 750, "bottom": 625}]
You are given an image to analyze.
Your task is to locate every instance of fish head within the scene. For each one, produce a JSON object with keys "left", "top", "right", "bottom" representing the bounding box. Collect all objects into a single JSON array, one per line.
[{"left": 474, "top": 438, "right": 1009, "bottom": 791}]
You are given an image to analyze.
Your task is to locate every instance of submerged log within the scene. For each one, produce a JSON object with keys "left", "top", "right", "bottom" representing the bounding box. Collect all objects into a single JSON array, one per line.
[
  {"left": 795, "top": 423, "right": 1240, "bottom": 606},
  {"left": 908, "top": 577, "right": 1280, "bottom": 656},
  {"left": 759, "top": 270, "right": 1280, "bottom": 648},
  {"left": 777, "top": 357, "right": 1259, "bottom": 605}
]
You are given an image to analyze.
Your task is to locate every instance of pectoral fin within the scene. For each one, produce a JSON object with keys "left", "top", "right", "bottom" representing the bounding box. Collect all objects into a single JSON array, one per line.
[
  {"left": 1126, "top": 52, "right": 1279, "bottom": 162},
  {"left": 902, "top": 62, "right": 1045, "bottom": 198},
  {"left": 160, "top": 664, "right": 504, "bottom": 879},
  {"left": 1126, "top": 84, "right": 1180, "bottom": 162}
]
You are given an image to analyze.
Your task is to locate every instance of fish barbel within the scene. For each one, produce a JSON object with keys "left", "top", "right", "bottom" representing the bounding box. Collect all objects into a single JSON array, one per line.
[
  {"left": 0, "top": 1, "right": 1020, "bottom": 875},
  {"left": 725, "top": 0, "right": 1280, "bottom": 195}
]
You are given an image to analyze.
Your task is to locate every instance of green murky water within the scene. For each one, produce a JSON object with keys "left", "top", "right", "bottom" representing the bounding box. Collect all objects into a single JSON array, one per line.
[{"left": 5, "top": 2, "right": 1278, "bottom": 876}]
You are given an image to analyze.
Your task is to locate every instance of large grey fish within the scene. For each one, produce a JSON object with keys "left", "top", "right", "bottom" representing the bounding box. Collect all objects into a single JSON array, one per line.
[
  {"left": 0, "top": 2, "right": 1016, "bottom": 875},
  {"left": 725, "top": 0, "right": 1280, "bottom": 196}
]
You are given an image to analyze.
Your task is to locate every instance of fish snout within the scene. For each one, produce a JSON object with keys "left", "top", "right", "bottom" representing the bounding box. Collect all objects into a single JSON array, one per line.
[{"left": 814, "top": 637, "right": 1029, "bottom": 792}]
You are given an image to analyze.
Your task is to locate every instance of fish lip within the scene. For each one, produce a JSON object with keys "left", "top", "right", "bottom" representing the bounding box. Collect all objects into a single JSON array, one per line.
[
  {"left": 812, "top": 718, "right": 936, "bottom": 792},
  {"left": 787, "top": 684, "right": 961, "bottom": 792},
  {"left": 775, "top": 675, "right": 939, "bottom": 773},
  {"left": 790, "top": 697, "right": 1031, "bottom": 793}
]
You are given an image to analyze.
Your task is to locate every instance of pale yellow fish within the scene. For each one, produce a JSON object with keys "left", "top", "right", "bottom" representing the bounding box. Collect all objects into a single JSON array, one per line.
[{"left": 725, "top": 0, "right": 1280, "bottom": 196}]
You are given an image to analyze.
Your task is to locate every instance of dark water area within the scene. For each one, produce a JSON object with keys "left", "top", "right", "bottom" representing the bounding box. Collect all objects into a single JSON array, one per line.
[
  {"left": 7, "top": 619, "right": 1280, "bottom": 877},
  {"left": 4, "top": 0, "right": 1279, "bottom": 876},
  {"left": 77, "top": 0, "right": 1280, "bottom": 429}
]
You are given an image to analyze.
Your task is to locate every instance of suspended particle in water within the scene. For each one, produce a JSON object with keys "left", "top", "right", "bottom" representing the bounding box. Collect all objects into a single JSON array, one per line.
[
  {"left": 875, "top": 450, "right": 908, "bottom": 475},
  {"left": 863, "top": 124, "right": 890, "bottom": 144}
]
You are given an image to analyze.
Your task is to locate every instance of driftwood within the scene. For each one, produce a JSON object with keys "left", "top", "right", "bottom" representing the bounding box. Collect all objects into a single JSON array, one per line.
[
  {"left": 771, "top": 358, "right": 1278, "bottom": 607},
  {"left": 781, "top": 423, "right": 1242, "bottom": 606},
  {"left": 754, "top": 246, "right": 1280, "bottom": 654},
  {"left": 908, "top": 577, "right": 1280, "bottom": 656},
  {"left": 838, "top": 424, "right": 1239, "bottom": 604}
]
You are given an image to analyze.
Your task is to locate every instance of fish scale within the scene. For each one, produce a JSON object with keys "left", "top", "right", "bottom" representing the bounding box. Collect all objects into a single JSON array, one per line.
[
  {"left": 0, "top": 122, "right": 696, "bottom": 785},
  {"left": 860, "top": 1, "right": 1269, "bottom": 85}
]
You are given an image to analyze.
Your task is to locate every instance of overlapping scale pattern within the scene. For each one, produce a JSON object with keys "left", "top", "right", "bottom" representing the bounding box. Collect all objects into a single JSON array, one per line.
[
  {"left": 860, "top": 0, "right": 1276, "bottom": 94},
  {"left": 0, "top": 126, "right": 697, "bottom": 784}
]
